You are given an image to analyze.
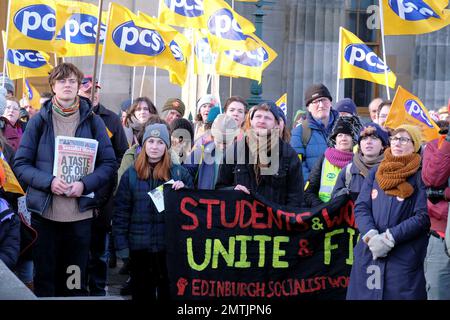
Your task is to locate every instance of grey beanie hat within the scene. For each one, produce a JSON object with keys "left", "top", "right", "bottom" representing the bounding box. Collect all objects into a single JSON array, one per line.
[
  {"left": 143, "top": 123, "right": 171, "bottom": 149},
  {"left": 0, "top": 75, "right": 14, "bottom": 94},
  {"left": 0, "top": 87, "right": 7, "bottom": 115}
]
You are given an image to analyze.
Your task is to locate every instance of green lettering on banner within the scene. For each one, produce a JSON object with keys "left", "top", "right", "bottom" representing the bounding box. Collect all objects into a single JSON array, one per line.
[
  {"left": 234, "top": 235, "right": 252, "bottom": 268},
  {"left": 253, "top": 235, "right": 271, "bottom": 267},
  {"left": 346, "top": 228, "right": 356, "bottom": 265},
  {"left": 324, "top": 229, "right": 344, "bottom": 265},
  {"left": 212, "top": 237, "right": 235, "bottom": 269},
  {"left": 187, "top": 238, "right": 211, "bottom": 271},
  {"left": 273, "top": 236, "right": 289, "bottom": 268}
]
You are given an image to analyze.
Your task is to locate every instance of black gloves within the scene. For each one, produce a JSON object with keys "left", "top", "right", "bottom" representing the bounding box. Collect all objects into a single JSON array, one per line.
[{"left": 426, "top": 188, "right": 445, "bottom": 204}]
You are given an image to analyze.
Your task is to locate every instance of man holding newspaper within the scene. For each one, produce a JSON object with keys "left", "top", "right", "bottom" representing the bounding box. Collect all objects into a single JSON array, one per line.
[{"left": 14, "top": 63, "right": 116, "bottom": 297}]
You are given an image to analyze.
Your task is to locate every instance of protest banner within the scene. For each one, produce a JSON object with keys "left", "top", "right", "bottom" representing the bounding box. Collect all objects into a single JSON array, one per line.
[
  {"left": 165, "top": 188, "right": 357, "bottom": 300},
  {"left": 53, "top": 136, "right": 98, "bottom": 185}
]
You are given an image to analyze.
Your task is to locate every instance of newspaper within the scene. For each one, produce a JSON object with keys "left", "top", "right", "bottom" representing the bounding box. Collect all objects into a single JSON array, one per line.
[
  {"left": 148, "top": 180, "right": 175, "bottom": 213},
  {"left": 53, "top": 136, "right": 98, "bottom": 197}
]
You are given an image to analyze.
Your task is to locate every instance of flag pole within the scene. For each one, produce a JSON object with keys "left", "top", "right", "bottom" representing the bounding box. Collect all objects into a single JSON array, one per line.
[
  {"left": 131, "top": 66, "right": 136, "bottom": 102},
  {"left": 378, "top": 0, "right": 391, "bottom": 100},
  {"left": 90, "top": 0, "right": 104, "bottom": 104},
  {"left": 98, "top": 2, "right": 112, "bottom": 87},
  {"left": 336, "top": 27, "right": 342, "bottom": 101},
  {"left": 229, "top": 0, "right": 235, "bottom": 98},
  {"left": 140, "top": 66, "right": 146, "bottom": 97},
  {"left": 153, "top": 67, "right": 157, "bottom": 104},
  {"left": 2, "top": 0, "right": 11, "bottom": 82}
]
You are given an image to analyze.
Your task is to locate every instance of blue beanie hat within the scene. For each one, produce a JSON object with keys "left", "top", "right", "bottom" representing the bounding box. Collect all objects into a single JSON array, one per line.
[
  {"left": 275, "top": 105, "right": 287, "bottom": 124},
  {"left": 206, "top": 106, "right": 221, "bottom": 124},
  {"left": 251, "top": 100, "right": 281, "bottom": 122},
  {"left": 335, "top": 98, "right": 357, "bottom": 115},
  {"left": 143, "top": 123, "right": 171, "bottom": 149},
  {"left": 358, "top": 122, "right": 389, "bottom": 147}
]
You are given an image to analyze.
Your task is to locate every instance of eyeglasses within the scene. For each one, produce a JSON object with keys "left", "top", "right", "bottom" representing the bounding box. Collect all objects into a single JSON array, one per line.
[
  {"left": 310, "top": 98, "right": 329, "bottom": 107},
  {"left": 389, "top": 136, "right": 412, "bottom": 145}
]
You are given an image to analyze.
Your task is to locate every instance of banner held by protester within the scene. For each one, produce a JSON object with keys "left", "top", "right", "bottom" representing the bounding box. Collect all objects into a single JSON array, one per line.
[{"left": 165, "top": 188, "right": 357, "bottom": 300}]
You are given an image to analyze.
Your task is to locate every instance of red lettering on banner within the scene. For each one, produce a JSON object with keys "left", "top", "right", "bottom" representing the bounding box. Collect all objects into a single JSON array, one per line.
[
  {"left": 294, "top": 212, "right": 311, "bottom": 231},
  {"left": 253, "top": 200, "right": 267, "bottom": 229},
  {"left": 199, "top": 199, "right": 220, "bottom": 229},
  {"left": 180, "top": 197, "right": 199, "bottom": 230},
  {"left": 322, "top": 201, "right": 355, "bottom": 229},
  {"left": 267, "top": 206, "right": 283, "bottom": 230},
  {"left": 239, "top": 200, "right": 254, "bottom": 228},
  {"left": 220, "top": 200, "right": 240, "bottom": 228}
]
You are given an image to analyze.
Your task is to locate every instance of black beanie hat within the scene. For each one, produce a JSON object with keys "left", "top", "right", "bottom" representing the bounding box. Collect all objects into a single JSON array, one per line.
[
  {"left": 170, "top": 118, "right": 194, "bottom": 143},
  {"left": 328, "top": 116, "right": 361, "bottom": 147},
  {"left": 304, "top": 83, "right": 333, "bottom": 107}
]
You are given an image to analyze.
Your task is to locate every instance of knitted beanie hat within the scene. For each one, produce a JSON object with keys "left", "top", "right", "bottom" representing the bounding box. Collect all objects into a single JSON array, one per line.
[{"left": 162, "top": 98, "right": 186, "bottom": 117}]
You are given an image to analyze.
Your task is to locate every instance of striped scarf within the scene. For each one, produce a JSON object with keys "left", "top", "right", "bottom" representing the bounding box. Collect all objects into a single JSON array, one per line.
[{"left": 52, "top": 96, "right": 80, "bottom": 117}]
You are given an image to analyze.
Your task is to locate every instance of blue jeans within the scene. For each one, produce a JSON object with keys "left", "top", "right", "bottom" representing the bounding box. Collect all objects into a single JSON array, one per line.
[
  {"left": 424, "top": 235, "right": 450, "bottom": 300},
  {"left": 31, "top": 214, "right": 92, "bottom": 297},
  {"left": 15, "top": 258, "right": 33, "bottom": 284}
]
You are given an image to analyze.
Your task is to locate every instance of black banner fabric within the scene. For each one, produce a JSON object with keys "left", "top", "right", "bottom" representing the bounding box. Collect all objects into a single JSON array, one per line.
[{"left": 164, "top": 187, "right": 357, "bottom": 300}]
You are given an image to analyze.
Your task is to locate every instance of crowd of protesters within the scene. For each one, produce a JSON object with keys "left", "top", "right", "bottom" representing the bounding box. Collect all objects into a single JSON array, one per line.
[{"left": 0, "top": 63, "right": 450, "bottom": 301}]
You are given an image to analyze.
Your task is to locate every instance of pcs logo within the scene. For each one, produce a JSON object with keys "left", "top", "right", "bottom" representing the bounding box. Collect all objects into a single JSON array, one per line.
[
  {"left": 405, "top": 99, "right": 434, "bottom": 128},
  {"left": 13, "top": 4, "right": 56, "bottom": 40},
  {"left": 344, "top": 44, "right": 388, "bottom": 74},
  {"left": 57, "top": 14, "right": 107, "bottom": 44},
  {"left": 208, "top": 9, "right": 245, "bottom": 41},
  {"left": 195, "top": 37, "right": 215, "bottom": 64},
  {"left": 7, "top": 49, "right": 47, "bottom": 68},
  {"left": 170, "top": 40, "right": 184, "bottom": 61},
  {"left": 388, "top": 0, "right": 440, "bottom": 21},
  {"left": 112, "top": 21, "right": 165, "bottom": 56},
  {"left": 225, "top": 46, "right": 268, "bottom": 68},
  {"left": 165, "top": 0, "right": 204, "bottom": 17}
]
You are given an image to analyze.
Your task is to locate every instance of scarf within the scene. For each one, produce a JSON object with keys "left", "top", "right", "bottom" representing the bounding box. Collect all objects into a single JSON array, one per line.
[
  {"left": 52, "top": 96, "right": 80, "bottom": 117},
  {"left": 324, "top": 147, "right": 353, "bottom": 168},
  {"left": 246, "top": 130, "right": 278, "bottom": 185},
  {"left": 375, "top": 147, "right": 421, "bottom": 198},
  {"left": 353, "top": 152, "right": 384, "bottom": 177}
]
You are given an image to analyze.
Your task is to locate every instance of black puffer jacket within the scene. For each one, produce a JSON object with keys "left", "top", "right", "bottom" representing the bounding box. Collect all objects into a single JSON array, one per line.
[{"left": 216, "top": 138, "right": 304, "bottom": 208}]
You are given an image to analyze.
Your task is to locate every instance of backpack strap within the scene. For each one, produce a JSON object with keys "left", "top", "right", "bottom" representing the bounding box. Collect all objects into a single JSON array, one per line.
[
  {"left": 299, "top": 118, "right": 312, "bottom": 147},
  {"left": 345, "top": 163, "right": 352, "bottom": 189}
]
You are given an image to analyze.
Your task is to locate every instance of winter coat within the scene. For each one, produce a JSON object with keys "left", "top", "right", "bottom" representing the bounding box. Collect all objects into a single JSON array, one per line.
[
  {"left": 113, "top": 164, "right": 193, "bottom": 254},
  {"left": 0, "top": 200, "right": 20, "bottom": 270},
  {"left": 0, "top": 117, "right": 25, "bottom": 151},
  {"left": 13, "top": 96, "right": 117, "bottom": 215},
  {"left": 290, "top": 110, "right": 339, "bottom": 183},
  {"left": 421, "top": 138, "right": 450, "bottom": 236},
  {"left": 347, "top": 166, "right": 430, "bottom": 300},
  {"left": 184, "top": 139, "right": 219, "bottom": 190},
  {"left": 216, "top": 138, "right": 304, "bottom": 208},
  {"left": 331, "top": 161, "right": 367, "bottom": 202}
]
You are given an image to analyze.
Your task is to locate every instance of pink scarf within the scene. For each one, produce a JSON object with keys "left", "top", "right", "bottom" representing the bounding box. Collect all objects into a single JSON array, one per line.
[{"left": 324, "top": 147, "right": 353, "bottom": 168}]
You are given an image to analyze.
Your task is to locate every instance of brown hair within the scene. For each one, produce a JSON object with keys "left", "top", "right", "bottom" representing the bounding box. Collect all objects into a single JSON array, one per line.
[
  {"left": 377, "top": 100, "right": 392, "bottom": 118},
  {"left": 48, "top": 63, "right": 84, "bottom": 92},
  {"left": 224, "top": 96, "right": 248, "bottom": 113},
  {"left": 134, "top": 144, "right": 171, "bottom": 181},
  {"left": 126, "top": 97, "right": 158, "bottom": 121}
]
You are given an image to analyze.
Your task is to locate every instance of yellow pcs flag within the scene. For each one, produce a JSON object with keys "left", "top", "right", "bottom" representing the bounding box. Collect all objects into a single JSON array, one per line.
[
  {"left": 339, "top": 27, "right": 397, "bottom": 88},
  {"left": 55, "top": 1, "right": 107, "bottom": 57},
  {"left": 7, "top": 0, "right": 68, "bottom": 54},
  {"left": 204, "top": 0, "right": 257, "bottom": 52},
  {"left": 381, "top": 0, "right": 450, "bottom": 35},
  {"left": 276, "top": 93, "right": 287, "bottom": 116},
  {"left": 23, "top": 79, "right": 42, "bottom": 110},
  {"left": 193, "top": 30, "right": 217, "bottom": 75},
  {"left": 385, "top": 86, "right": 440, "bottom": 142},
  {"left": 139, "top": 12, "right": 191, "bottom": 86},
  {"left": 159, "top": 0, "right": 206, "bottom": 29},
  {"left": 215, "top": 33, "right": 277, "bottom": 83},
  {"left": 0, "top": 152, "right": 25, "bottom": 195},
  {"left": 2, "top": 30, "right": 53, "bottom": 80},
  {"left": 103, "top": 3, "right": 177, "bottom": 68}
]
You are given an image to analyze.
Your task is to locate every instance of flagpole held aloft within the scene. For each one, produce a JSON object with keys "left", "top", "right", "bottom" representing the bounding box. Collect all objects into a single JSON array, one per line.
[
  {"left": 91, "top": 0, "right": 104, "bottom": 104},
  {"left": 378, "top": 0, "right": 391, "bottom": 100},
  {"left": 140, "top": 66, "right": 146, "bottom": 97},
  {"left": 336, "top": 27, "right": 343, "bottom": 102}
]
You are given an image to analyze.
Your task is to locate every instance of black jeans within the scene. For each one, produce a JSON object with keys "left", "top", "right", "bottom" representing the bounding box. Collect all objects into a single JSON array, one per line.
[
  {"left": 130, "top": 250, "right": 170, "bottom": 301},
  {"left": 31, "top": 214, "right": 92, "bottom": 297}
]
